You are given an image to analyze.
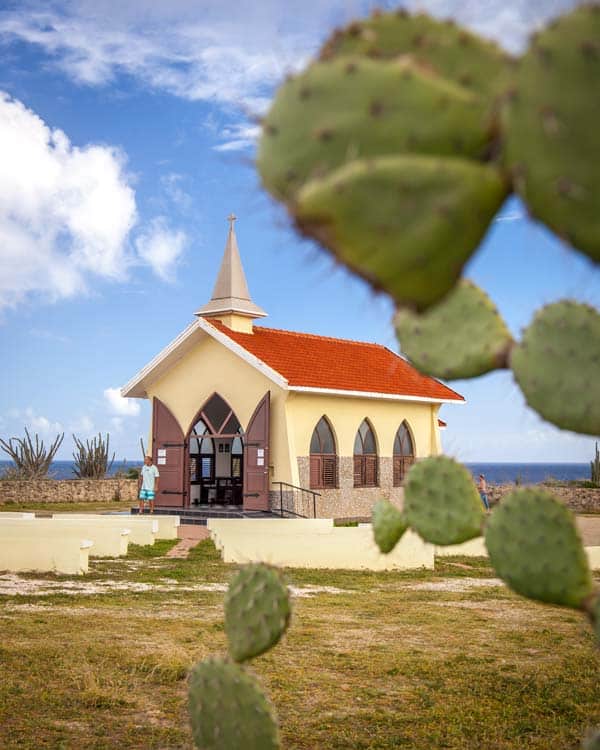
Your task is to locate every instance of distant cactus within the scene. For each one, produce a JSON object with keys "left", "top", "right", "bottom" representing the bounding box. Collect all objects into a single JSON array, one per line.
[
  {"left": 591, "top": 442, "right": 600, "bottom": 486},
  {"left": 0, "top": 428, "right": 64, "bottom": 479},
  {"left": 72, "top": 432, "right": 115, "bottom": 479}
]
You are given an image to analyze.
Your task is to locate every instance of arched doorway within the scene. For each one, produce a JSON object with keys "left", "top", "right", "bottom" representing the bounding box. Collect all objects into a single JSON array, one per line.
[{"left": 187, "top": 393, "right": 244, "bottom": 506}]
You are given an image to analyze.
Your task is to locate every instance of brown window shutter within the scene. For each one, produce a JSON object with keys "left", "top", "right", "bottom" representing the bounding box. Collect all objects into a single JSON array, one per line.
[
  {"left": 310, "top": 455, "right": 322, "bottom": 489},
  {"left": 364, "top": 455, "right": 378, "bottom": 487},
  {"left": 322, "top": 456, "right": 336, "bottom": 488},
  {"left": 393, "top": 456, "right": 401, "bottom": 487},
  {"left": 353, "top": 455, "right": 363, "bottom": 487}
]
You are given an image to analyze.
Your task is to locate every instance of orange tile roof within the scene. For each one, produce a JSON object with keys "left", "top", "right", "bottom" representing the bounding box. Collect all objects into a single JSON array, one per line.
[{"left": 205, "top": 320, "right": 464, "bottom": 402}]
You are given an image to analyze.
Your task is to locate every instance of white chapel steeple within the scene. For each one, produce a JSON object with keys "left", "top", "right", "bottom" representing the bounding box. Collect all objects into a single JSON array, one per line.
[{"left": 195, "top": 214, "right": 267, "bottom": 333}]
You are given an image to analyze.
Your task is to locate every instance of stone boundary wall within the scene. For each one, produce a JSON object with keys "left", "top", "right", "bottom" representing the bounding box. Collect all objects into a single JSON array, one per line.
[
  {"left": 0, "top": 479, "right": 138, "bottom": 505},
  {"left": 488, "top": 484, "right": 600, "bottom": 513}
]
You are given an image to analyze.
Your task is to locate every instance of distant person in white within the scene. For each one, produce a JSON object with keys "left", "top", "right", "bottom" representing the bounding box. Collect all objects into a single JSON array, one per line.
[{"left": 138, "top": 455, "right": 160, "bottom": 514}]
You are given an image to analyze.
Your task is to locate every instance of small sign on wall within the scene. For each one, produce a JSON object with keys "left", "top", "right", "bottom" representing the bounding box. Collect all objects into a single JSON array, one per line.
[
  {"left": 158, "top": 457, "right": 167, "bottom": 465},
  {"left": 257, "top": 448, "right": 264, "bottom": 458},
  {"left": 257, "top": 458, "right": 264, "bottom": 466},
  {"left": 157, "top": 449, "right": 166, "bottom": 458}
]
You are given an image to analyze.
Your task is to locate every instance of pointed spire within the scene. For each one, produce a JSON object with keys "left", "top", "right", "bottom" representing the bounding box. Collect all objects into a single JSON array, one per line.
[{"left": 195, "top": 214, "right": 267, "bottom": 321}]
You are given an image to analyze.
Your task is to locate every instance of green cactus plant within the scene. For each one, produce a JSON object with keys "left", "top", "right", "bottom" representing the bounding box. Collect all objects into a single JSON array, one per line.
[
  {"left": 485, "top": 488, "right": 593, "bottom": 608},
  {"left": 591, "top": 442, "right": 600, "bottom": 486},
  {"left": 510, "top": 301, "right": 600, "bottom": 436},
  {"left": 224, "top": 563, "right": 291, "bottom": 662},
  {"left": 188, "top": 657, "right": 280, "bottom": 750},
  {"left": 503, "top": 4, "right": 600, "bottom": 262},
  {"left": 582, "top": 728, "right": 600, "bottom": 750},
  {"left": 394, "top": 280, "right": 514, "bottom": 379},
  {"left": 403, "top": 456, "right": 485, "bottom": 545},
  {"left": 319, "top": 9, "right": 513, "bottom": 104},
  {"left": 294, "top": 155, "right": 507, "bottom": 311},
  {"left": 188, "top": 563, "right": 290, "bottom": 749},
  {"left": 372, "top": 499, "right": 408, "bottom": 553},
  {"left": 257, "top": 55, "right": 491, "bottom": 202}
]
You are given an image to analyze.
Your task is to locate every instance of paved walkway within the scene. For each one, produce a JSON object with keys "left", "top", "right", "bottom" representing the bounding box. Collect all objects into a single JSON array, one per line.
[{"left": 166, "top": 524, "right": 210, "bottom": 559}]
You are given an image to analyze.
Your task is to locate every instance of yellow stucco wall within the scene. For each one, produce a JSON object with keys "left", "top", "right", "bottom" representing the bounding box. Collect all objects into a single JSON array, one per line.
[
  {"left": 145, "top": 334, "right": 292, "bottom": 483},
  {"left": 285, "top": 392, "right": 440, "bottom": 484}
]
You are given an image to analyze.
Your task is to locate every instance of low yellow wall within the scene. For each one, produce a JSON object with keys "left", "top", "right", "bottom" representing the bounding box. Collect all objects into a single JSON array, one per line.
[
  {"left": 586, "top": 546, "right": 600, "bottom": 570},
  {"left": 0, "top": 527, "right": 92, "bottom": 575},
  {"left": 435, "top": 537, "right": 488, "bottom": 557},
  {"left": 207, "top": 520, "right": 433, "bottom": 570},
  {"left": 56, "top": 513, "right": 178, "bottom": 540},
  {"left": 0, "top": 518, "right": 131, "bottom": 557},
  {"left": 51, "top": 514, "right": 158, "bottom": 546}
]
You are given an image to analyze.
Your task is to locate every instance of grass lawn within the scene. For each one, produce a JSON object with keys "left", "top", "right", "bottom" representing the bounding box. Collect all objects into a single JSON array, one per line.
[{"left": 0, "top": 534, "right": 599, "bottom": 749}]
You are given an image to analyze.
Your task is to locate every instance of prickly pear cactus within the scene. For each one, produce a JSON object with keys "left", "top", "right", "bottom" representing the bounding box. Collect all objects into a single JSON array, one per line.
[
  {"left": 188, "top": 657, "right": 280, "bottom": 750},
  {"left": 503, "top": 4, "right": 600, "bottom": 262},
  {"left": 257, "top": 55, "right": 490, "bottom": 202},
  {"left": 510, "top": 301, "right": 600, "bottom": 436},
  {"left": 224, "top": 563, "right": 291, "bottom": 663},
  {"left": 582, "top": 728, "right": 600, "bottom": 750},
  {"left": 485, "top": 488, "right": 593, "bottom": 608},
  {"left": 257, "top": 9, "right": 510, "bottom": 312},
  {"left": 395, "top": 280, "right": 513, "bottom": 378},
  {"left": 319, "top": 9, "right": 513, "bottom": 103},
  {"left": 372, "top": 499, "right": 408, "bottom": 553},
  {"left": 404, "top": 456, "right": 485, "bottom": 545},
  {"left": 294, "top": 155, "right": 507, "bottom": 311}
]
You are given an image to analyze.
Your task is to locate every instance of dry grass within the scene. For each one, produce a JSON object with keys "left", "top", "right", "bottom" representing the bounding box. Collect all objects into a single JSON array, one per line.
[{"left": 0, "top": 541, "right": 599, "bottom": 749}]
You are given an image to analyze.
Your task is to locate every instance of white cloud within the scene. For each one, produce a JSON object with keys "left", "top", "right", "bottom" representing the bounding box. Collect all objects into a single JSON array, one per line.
[
  {"left": 0, "top": 92, "right": 187, "bottom": 311},
  {"left": 214, "top": 123, "right": 261, "bottom": 153},
  {"left": 135, "top": 218, "right": 187, "bottom": 282},
  {"left": 18, "top": 407, "right": 64, "bottom": 436},
  {"left": 161, "top": 173, "right": 193, "bottom": 212},
  {"left": 0, "top": 92, "right": 137, "bottom": 310},
  {"left": 104, "top": 387, "right": 141, "bottom": 417},
  {"left": 70, "top": 415, "right": 95, "bottom": 435}
]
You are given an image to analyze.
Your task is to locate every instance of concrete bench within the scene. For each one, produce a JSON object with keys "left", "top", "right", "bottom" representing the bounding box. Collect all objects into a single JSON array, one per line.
[
  {"left": 0, "top": 517, "right": 131, "bottom": 558},
  {"left": 0, "top": 512, "right": 36, "bottom": 519},
  {"left": 49, "top": 514, "right": 158, "bottom": 546},
  {"left": 207, "top": 518, "right": 334, "bottom": 552},
  {"left": 208, "top": 521, "right": 433, "bottom": 570},
  {"left": 62, "top": 513, "right": 179, "bottom": 540},
  {"left": 0, "top": 523, "right": 93, "bottom": 575}
]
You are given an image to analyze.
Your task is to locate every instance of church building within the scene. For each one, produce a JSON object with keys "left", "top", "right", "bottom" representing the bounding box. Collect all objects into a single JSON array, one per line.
[{"left": 121, "top": 216, "right": 464, "bottom": 518}]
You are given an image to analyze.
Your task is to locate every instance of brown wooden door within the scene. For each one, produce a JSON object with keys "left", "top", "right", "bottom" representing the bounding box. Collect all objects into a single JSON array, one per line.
[
  {"left": 243, "top": 392, "right": 270, "bottom": 511},
  {"left": 152, "top": 397, "right": 186, "bottom": 507}
]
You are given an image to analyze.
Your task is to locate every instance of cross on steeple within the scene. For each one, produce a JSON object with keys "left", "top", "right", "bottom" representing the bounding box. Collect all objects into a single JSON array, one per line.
[{"left": 227, "top": 213, "right": 237, "bottom": 228}]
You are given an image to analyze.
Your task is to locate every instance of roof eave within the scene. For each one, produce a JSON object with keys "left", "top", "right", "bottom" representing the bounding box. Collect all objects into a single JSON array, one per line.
[{"left": 288, "top": 385, "right": 466, "bottom": 404}]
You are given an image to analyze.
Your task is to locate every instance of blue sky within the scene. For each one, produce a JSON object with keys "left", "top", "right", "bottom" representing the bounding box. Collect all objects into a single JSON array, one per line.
[{"left": 0, "top": 0, "right": 598, "bottom": 463}]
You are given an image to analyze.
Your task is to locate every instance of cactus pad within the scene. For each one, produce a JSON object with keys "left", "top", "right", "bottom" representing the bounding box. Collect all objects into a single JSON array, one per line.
[
  {"left": 188, "top": 657, "right": 279, "bottom": 750},
  {"left": 395, "top": 280, "right": 513, "bottom": 379},
  {"left": 510, "top": 301, "right": 600, "bottom": 435},
  {"left": 257, "top": 55, "right": 490, "bottom": 201},
  {"left": 503, "top": 4, "right": 600, "bottom": 262},
  {"left": 485, "top": 488, "right": 592, "bottom": 608},
  {"left": 404, "top": 456, "right": 485, "bottom": 545},
  {"left": 320, "top": 10, "right": 512, "bottom": 102},
  {"left": 294, "top": 155, "right": 507, "bottom": 311},
  {"left": 372, "top": 499, "right": 408, "bottom": 553},
  {"left": 582, "top": 728, "right": 600, "bottom": 750},
  {"left": 224, "top": 563, "right": 291, "bottom": 663}
]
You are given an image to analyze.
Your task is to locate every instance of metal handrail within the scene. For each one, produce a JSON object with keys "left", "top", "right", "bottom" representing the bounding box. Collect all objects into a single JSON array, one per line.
[{"left": 272, "top": 481, "right": 321, "bottom": 518}]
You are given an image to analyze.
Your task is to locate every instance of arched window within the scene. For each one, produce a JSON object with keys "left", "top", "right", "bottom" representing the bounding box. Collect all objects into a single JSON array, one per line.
[
  {"left": 309, "top": 417, "right": 337, "bottom": 489},
  {"left": 393, "top": 421, "right": 415, "bottom": 486},
  {"left": 353, "top": 419, "right": 378, "bottom": 487}
]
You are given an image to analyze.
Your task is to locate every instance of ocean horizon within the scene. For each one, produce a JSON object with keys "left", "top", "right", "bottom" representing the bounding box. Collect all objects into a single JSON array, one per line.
[{"left": 0, "top": 460, "right": 592, "bottom": 485}]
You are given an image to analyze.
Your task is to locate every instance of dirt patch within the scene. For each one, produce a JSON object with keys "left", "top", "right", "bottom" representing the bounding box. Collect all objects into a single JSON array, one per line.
[
  {"left": 409, "top": 577, "right": 505, "bottom": 593},
  {"left": 0, "top": 573, "right": 350, "bottom": 599}
]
